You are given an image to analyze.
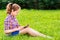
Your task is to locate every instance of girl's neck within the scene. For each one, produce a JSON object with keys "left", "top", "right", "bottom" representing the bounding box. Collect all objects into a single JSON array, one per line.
[{"left": 11, "top": 12, "right": 16, "bottom": 17}]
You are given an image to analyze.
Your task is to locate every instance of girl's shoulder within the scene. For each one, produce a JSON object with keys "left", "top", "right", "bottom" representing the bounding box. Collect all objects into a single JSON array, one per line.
[{"left": 4, "top": 15, "right": 12, "bottom": 22}]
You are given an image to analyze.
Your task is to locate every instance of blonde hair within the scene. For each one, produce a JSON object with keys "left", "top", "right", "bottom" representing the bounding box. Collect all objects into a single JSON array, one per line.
[{"left": 6, "top": 3, "right": 21, "bottom": 14}]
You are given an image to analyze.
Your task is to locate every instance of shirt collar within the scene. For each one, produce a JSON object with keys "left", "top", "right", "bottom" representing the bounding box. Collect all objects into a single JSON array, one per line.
[{"left": 9, "top": 14, "right": 15, "bottom": 19}]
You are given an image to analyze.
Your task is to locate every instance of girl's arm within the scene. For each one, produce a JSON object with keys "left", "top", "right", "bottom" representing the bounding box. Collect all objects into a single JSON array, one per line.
[{"left": 5, "top": 27, "right": 23, "bottom": 34}]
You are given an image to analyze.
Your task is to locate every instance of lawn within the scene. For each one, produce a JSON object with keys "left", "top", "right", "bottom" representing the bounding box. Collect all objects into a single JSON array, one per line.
[{"left": 0, "top": 9, "right": 60, "bottom": 40}]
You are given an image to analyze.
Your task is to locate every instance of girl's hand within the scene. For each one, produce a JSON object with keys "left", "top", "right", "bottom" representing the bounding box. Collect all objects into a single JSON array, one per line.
[{"left": 17, "top": 26, "right": 24, "bottom": 30}]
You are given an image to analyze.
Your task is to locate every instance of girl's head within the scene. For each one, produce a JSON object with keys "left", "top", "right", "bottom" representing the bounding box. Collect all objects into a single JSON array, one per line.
[{"left": 6, "top": 3, "right": 21, "bottom": 16}]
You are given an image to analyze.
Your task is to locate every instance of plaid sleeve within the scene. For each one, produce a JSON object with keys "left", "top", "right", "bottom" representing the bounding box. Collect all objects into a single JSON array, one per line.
[{"left": 4, "top": 19, "right": 13, "bottom": 30}]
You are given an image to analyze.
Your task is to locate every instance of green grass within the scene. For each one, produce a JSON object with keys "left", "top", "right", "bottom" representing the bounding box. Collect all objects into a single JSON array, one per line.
[{"left": 0, "top": 9, "right": 60, "bottom": 40}]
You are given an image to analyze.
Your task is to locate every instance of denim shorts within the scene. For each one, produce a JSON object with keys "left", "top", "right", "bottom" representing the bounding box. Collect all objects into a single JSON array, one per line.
[{"left": 10, "top": 30, "right": 19, "bottom": 36}]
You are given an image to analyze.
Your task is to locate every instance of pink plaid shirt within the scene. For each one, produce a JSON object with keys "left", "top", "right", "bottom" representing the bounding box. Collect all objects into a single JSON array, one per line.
[{"left": 4, "top": 14, "right": 20, "bottom": 30}]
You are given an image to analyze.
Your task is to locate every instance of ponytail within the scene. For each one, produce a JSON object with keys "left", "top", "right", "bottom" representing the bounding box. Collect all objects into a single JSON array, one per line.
[{"left": 6, "top": 3, "right": 13, "bottom": 14}]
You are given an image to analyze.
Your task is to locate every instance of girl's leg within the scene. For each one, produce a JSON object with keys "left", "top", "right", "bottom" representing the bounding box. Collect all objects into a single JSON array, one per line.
[
  {"left": 20, "top": 27, "right": 39, "bottom": 36},
  {"left": 20, "top": 27, "right": 52, "bottom": 39}
]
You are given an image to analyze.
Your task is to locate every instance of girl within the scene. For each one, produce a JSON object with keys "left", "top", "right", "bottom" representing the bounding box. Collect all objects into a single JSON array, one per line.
[{"left": 4, "top": 3, "right": 52, "bottom": 38}]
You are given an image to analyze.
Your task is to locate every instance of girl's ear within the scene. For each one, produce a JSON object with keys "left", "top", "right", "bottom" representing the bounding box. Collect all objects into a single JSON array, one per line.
[{"left": 12, "top": 9, "right": 14, "bottom": 12}]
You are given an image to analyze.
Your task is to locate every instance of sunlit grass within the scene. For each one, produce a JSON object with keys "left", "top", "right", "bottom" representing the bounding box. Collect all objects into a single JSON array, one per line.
[{"left": 0, "top": 9, "right": 60, "bottom": 40}]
